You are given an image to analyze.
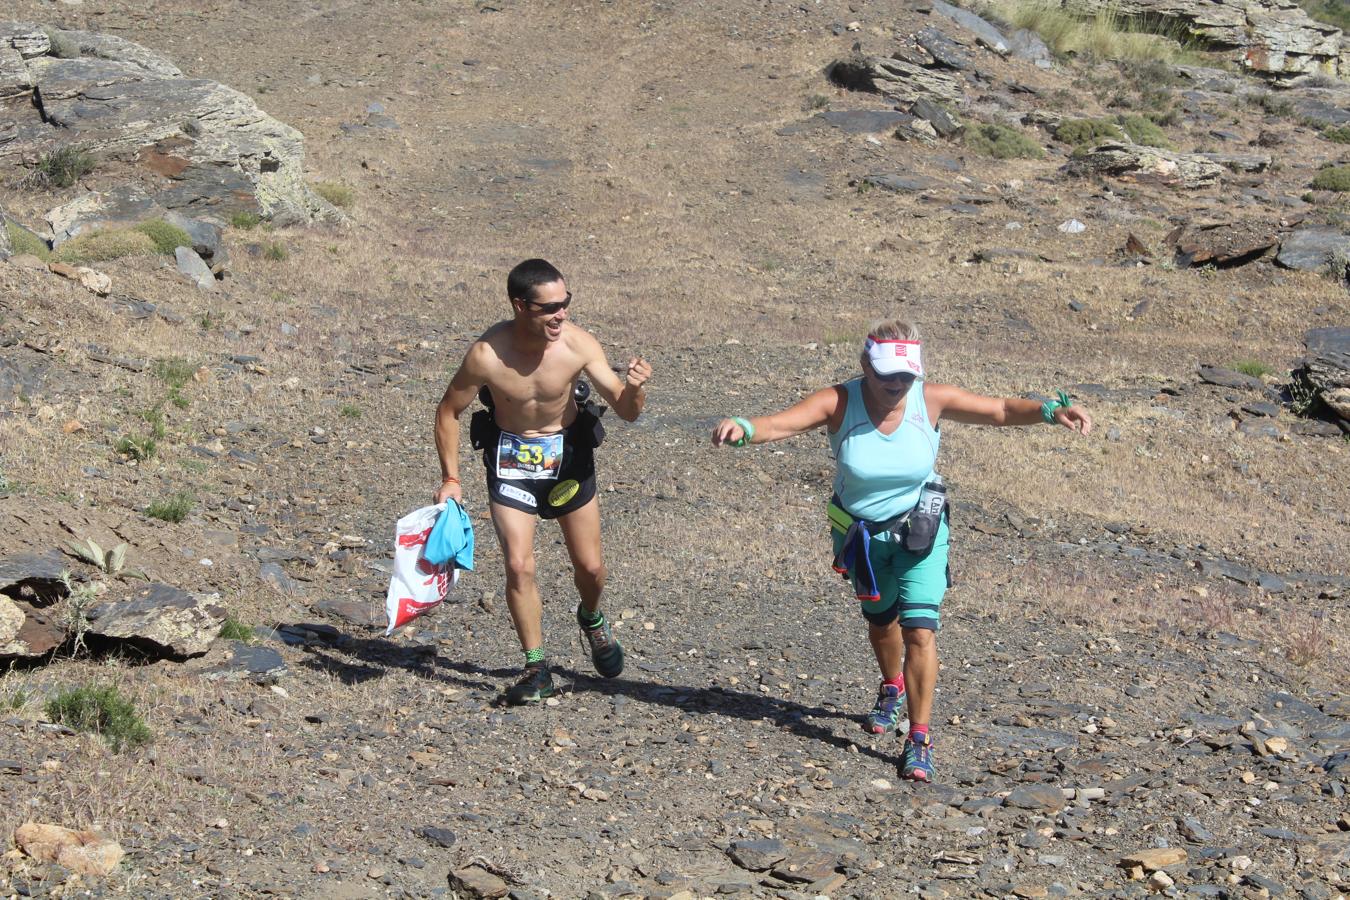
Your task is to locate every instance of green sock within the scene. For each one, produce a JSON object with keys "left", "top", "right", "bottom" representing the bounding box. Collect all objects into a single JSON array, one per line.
[
  {"left": 577, "top": 606, "right": 604, "bottom": 629},
  {"left": 524, "top": 647, "right": 545, "bottom": 667}
]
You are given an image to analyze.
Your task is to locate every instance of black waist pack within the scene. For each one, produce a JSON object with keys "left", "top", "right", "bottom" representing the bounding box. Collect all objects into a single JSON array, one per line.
[
  {"left": 900, "top": 490, "right": 950, "bottom": 555},
  {"left": 469, "top": 408, "right": 496, "bottom": 451},
  {"left": 574, "top": 402, "right": 606, "bottom": 449}
]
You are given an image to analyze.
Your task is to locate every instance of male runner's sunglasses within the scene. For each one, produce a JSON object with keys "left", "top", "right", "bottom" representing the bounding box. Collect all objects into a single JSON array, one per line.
[{"left": 517, "top": 292, "right": 573, "bottom": 315}]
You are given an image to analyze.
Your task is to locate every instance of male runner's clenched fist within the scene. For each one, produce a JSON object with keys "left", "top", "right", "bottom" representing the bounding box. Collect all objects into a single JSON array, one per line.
[{"left": 625, "top": 357, "right": 652, "bottom": 389}]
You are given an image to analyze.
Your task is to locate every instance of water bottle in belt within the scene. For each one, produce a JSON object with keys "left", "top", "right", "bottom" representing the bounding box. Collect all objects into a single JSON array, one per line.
[
  {"left": 917, "top": 474, "right": 946, "bottom": 518},
  {"left": 903, "top": 474, "right": 946, "bottom": 554}
]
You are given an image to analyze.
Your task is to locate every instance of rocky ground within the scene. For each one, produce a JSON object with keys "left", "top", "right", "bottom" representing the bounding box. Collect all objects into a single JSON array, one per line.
[{"left": 1, "top": 0, "right": 1348, "bottom": 897}]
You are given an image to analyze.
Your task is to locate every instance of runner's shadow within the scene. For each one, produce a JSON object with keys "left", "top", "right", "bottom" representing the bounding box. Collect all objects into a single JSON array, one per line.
[
  {"left": 543, "top": 664, "right": 899, "bottom": 768},
  {"left": 279, "top": 623, "right": 512, "bottom": 690},
  {"left": 280, "top": 624, "right": 898, "bottom": 768}
]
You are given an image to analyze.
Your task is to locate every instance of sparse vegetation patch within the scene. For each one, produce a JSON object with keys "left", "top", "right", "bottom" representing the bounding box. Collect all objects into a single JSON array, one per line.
[
  {"left": 1311, "top": 165, "right": 1350, "bottom": 191},
  {"left": 45, "top": 683, "right": 152, "bottom": 752},
  {"left": 219, "top": 616, "right": 256, "bottom": 643},
  {"left": 33, "top": 146, "right": 96, "bottom": 188},
  {"left": 313, "top": 181, "right": 356, "bottom": 209},
  {"left": 146, "top": 492, "right": 194, "bottom": 523},
  {"left": 1231, "top": 359, "right": 1274, "bottom": 378},
  {"left": 1323, "top": 125, "right": 1350, "bottom": 144},
  {"left": 4, "top": 221, "right": 51, "bottom": 260},
  {"left": 1055, "top": 117, "right": 1124, "bottom": 147},
  {"left": 965, "top": 122, "right": 1045, "bottom": 159},
  {"left": 1117, "top": 113, "right": 1171, "bottom": 148},
  {"left": 54, "top": 228, "right": 157, "bottom": 264},
  {"left": 133, "top": 219, "right": 193, "bottom": 254}
]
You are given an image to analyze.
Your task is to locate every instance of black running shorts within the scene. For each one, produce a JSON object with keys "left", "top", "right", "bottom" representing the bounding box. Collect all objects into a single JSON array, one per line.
[{"left": 481, "top": 416, "right": 597, "bottom": 520}]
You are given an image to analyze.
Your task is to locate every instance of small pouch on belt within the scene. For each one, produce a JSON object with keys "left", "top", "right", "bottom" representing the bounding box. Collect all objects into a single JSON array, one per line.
[{"left": 469, "top": 408, "right": 496, "bottom": 451}]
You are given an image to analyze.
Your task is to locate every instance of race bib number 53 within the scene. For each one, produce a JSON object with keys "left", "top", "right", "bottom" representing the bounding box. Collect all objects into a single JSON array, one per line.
[{"left": 496, "top": 431, "right": 564, "bottom": 480}]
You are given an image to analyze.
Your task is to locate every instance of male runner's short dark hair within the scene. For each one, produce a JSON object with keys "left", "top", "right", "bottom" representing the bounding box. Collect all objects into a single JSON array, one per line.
[{"left": 507, "top": 259, "right": 565, "bottom": 303}]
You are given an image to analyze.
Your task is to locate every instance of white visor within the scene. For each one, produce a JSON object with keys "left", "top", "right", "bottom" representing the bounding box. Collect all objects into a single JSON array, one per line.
[{"left": 864, "top": 336, "right": 923, "bottom": 377}]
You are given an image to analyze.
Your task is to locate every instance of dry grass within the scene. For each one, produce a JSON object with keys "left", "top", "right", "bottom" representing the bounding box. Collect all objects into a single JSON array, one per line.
[
  {"left": 54, "top": 228, "right": 157, "bottom": 264},
  {"left": 985, "top": 1, "right": 1189, "bottom": 63}
]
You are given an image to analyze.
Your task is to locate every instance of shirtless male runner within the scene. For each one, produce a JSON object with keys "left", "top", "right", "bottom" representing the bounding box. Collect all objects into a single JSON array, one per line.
[{"left": 433, "top": 259, "right": 652, "bottom": 705}]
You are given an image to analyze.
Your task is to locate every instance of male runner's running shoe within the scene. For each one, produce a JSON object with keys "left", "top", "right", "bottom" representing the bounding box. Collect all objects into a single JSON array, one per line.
[
  {"left": 503, "top": 664, "right": 554, "bottom": 706},
  {"left": 576, "top": 605, "right": 624, "bottom": 678},
  {"left": 863, "top": 680, "right": 907, "bottom": 735},
  {"left": 900, "top": 731, "right": 934, "bottom": 782}
]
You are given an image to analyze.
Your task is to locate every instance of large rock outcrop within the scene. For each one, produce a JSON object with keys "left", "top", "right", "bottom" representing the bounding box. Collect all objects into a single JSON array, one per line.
[
  {"left": 1302, "top": 327, "right": 1350, "bottom": 424},
  {"left": 827, "top": 53, "right": 965, "bottom": 105},
  {"left": 1056, "top": 0, "right": 1345, "bottom": 81},
  {"left": 1, "top": 22, "right": 334, "bottom": 223},
  {"left": 1064, "top": 141, "right": 1225, "bottom": 188},
  {"left": 84, "top": 583, "right": 226, "bottom": 658}
]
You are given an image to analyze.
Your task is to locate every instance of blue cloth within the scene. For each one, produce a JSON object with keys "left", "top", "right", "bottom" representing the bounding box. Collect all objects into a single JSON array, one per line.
[
  {"left": 424, "top": 501, "right": 474, "bottom": 570},
  {"left": 832, "top": 519, "right": 880, "bottom": 601},
  {"left": 827, "top": 378, "right": 940, "bottom": 523}
]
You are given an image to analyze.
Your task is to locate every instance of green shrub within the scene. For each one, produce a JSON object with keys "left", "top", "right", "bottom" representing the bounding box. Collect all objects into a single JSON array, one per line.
[
  {"left": 1117, "top": 113, "right": 1172, "bottom": 147},
  {"left": 132, "top": 219, "right": 192, "bottom": 254},
  {"left": 965, "top": 122, "right": 1045, "bottom": 159},
  {"left": 263, "top": 241, "right": 288, "bottom": 261},
  {"left": 146, "top": 493, "right": 193, "bottom": 523},
  {"left": 1055, "top": 117, "right": 1124, "bottom": 146},
  {"left": 219, "top": 616, "right": 256, "bottom": 643},
  {"left": 1232, "top": 359, "right": 1274, "bottom": 378},
  {"left": 313, "top": 181, "right": 356, "bottom": 209},
  {"left": 229, "top": 211, "right": 261, "bottom": 230},
  {"left": 139, "top": 406, "right": 167, "bottom": 440},
  {"left": 1246, "top": 91, "right": 1295, "bottom": 118},
  {"left": 114, "top": 434, "right": 156, "bottom": 461},
  {"left": 339, "top": 403, "right": 362, "bottom": 419},
  {"left": 4, "top": 221, "right": 51, "bottom": 260},
  {"left": 1298, "top": 0, "right": 1350, "bottom": 29},
  {"left": 1324, "top": 125, "right": 1350, "bottom": 144},
  {"left": 1312, "top": 165, "right": 1350, "bottom": 191},
  {"left": 34, "top": 146, "right": 96, "bottom": 188},
  {"left": 152, "top": 357, "right": 196, "bottom": 390},
  {"left": 46, "top": 684, "right": 151, "bottom": 753},
  {"left": 54, "top": 228, "right": 157, "bottom": 264}
]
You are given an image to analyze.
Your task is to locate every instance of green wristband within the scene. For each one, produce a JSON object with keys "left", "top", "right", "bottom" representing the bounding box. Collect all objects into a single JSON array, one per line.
[
  {"left": 1041, "top": 389, "right": 1072, "bottom": 424},
  {"left": 731, "top": 416, "right": 755, "bottom": 447}
]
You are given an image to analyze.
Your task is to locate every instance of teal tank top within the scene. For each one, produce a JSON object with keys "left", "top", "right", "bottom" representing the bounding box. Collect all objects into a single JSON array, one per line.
[{"left": 827, "top": 378, "right": 940, "bottom": 522}]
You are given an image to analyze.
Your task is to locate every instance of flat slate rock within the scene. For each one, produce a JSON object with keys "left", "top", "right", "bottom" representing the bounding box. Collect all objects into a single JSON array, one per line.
[
  {"left": 864, "top": 173, "right": 944, "bottom": 193},
  {"left": 1305, "top": 325, "right": 1350, "bottom": 363},
  {"left": 1197, "top": 364, "right": 1264, "bottom": 391},
  {"left": 817, "top": 109, "right": 911, "bottom": 134},
  {"left": 1276, "top": 227, "right": 1350, "bottom": 273},
  {"left": 972, "top": 724, "right": 1077, "bottom": 751},
  {"left": 0, "top": 550, "right": 67, "bottom": 594},
  {"left": 198, "top": 642, "right": 287, "bottom": 684},
  {"left": 418, "top": 826, "right": 457, "bottom": 848},
  {"left": 728, "top": 837, "right": 788, "bottom": 871},
  {"left": 931, "top": 0, "right": 1009, "bottom": 54},
  {"left": 915, "top": 26, "right": 972, "bottom": 71}
]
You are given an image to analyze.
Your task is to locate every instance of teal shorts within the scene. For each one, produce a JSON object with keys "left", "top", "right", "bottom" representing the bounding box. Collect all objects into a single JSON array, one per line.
[{"left": 830, "top": 518, "right": 950, "bottom": 630}]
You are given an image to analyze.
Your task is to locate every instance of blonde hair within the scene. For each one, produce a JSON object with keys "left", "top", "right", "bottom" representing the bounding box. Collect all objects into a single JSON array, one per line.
[{"left": 866, "top": 318, "right": 921, "bottom": 342}]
